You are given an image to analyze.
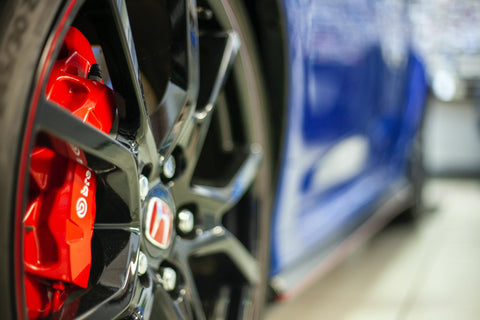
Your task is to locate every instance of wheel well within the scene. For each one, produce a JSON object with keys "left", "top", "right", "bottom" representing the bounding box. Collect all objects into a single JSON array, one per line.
[{"left": 241, "top": 0, "right": 288, "bottom": 176}]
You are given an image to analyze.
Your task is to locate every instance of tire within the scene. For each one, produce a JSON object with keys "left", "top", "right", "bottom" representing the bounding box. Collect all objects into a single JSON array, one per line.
[{"left": 0, "top": 0, "right": 273, "bottom": 319}]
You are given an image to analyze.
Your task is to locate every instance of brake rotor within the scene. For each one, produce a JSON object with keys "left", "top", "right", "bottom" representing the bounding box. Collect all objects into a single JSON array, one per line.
[{"left": 24, "top": 27, "right": 116, "bottom": 319}]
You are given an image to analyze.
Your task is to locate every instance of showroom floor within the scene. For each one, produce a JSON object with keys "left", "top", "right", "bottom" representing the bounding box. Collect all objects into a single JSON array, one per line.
[
  {"left": 265, "top": 178, "right": 480, "bottom": 320},
  {"left": 264, "top": 99, "right": 480, "bottom": 319}
]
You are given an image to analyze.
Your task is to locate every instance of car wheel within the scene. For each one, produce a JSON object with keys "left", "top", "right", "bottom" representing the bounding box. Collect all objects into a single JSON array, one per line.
[{"left": 0, "top": 0, "right": 273, "bottom": 319}]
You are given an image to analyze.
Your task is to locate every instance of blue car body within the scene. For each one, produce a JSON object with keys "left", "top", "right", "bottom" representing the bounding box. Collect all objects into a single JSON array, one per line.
[{"left": 269, "top": 0, "right": 427, "bottom": 297}]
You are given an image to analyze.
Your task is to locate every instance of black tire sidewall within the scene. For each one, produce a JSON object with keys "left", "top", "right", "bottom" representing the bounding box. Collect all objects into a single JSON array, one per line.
[
  {"left": 0, "top": 1, "right": 64, "bottom": 318},
  {"left": 220, "top": 0, "right": 274, "bottom": 317}
]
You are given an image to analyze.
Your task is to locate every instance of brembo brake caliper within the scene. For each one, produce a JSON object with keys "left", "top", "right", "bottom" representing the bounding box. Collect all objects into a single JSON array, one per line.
[{"left": 24, "top": 27, "right": 116, "bottom": 319}]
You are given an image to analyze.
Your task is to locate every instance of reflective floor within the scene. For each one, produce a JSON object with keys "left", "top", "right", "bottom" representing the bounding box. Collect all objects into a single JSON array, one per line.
[{"left": 265, "top": 178, "right": 480, "bottom": 319}]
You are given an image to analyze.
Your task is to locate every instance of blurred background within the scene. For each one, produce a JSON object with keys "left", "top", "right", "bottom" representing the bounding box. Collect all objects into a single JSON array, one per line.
[{"left": 266, "top": 0, "right": 480, "bottom": 318}]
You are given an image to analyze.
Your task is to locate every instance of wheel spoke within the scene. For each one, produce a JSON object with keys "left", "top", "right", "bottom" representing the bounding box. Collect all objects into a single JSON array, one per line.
[
  {"left": 176, "top": 30, "right": 240, "bottom": 181},
  {"left": 35, "top": 98, "right": 140, "bottom": 213},
  {"left": 189, "top": 227, "right": 260, "bottom": 285},
  {"left": 94, "top": 223, "right": 140, "bottom": 232},
  {"left": 170, "top": 29, "right": 255, "bottom": 220},
  {"left": 197, "top": 31, "right": 240, "bottom": 111},
  {"left": 215, "top": 92, "right": 235, "bottom": 152},
  {"left": 155, "top": 0, "right": 200, "bottom": 158},
  {"left": 193, "top": 145, "right": 262, "bottom": 216},
  {"left": 108, "top": 0, "right": 141, "bottom": 90},
  {"left": 151, "top": 285, "right": 188, "bottom": 320},
  {"left": 178, "top": 111, "right": 214, "bottom": 184},
  {"left": 170, "top": 239, "right": 208, "bottom": 320},
  {"left": 107, "top": 0, "right": 158, "bottom": 167},
  {"left": 181, "top": 262, "right": 207, "bottom": 320},
  {"left": 211, "top": 286, "right": 232, "bottom": 319},
  {"left": 72, "top": 231, "right": 141, "bottom": 319},
  {"left": 174, "top": 145, "right": 262, "bottom": 220},
  {"left": 151, "top": 263, "right": 206, "bottom": 320},
  {"left": 35, "top": 98, "right": 134, "bottom": 171},
  {"left": 155, "top": 81, "right": 190, "bottom": 156}
]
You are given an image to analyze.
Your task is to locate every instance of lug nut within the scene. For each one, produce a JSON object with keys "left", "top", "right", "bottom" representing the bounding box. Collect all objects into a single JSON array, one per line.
[
  {"left": 139, "top": 175, "right": 149, "bottom": 200},
  {"left": 177, "top": 209, "right": 195, "bottom": 234},
  {"left": 161, "top": 267, "right": 177, "bottom": 292},
  {"left": 137, "top": 251, "right": 148, "bottom": 276},
  {"left": 162, "top": 155, "right": 176, "bottom": 180}
]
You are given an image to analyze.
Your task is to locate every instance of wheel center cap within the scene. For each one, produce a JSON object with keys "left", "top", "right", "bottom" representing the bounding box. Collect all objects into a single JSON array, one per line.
[{"left": 145, "top": 197, "right": 174, "bottom": 249}]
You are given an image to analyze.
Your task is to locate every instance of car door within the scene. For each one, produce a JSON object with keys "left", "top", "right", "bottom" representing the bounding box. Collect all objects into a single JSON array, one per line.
[{"left": 270, "top": 0, "right": 422, "bottom": 294}]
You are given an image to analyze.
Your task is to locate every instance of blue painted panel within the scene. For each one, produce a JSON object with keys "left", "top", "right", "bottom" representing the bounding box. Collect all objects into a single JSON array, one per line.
[{"left": 270, "top": 0, "right": 426, "bottom": 278}]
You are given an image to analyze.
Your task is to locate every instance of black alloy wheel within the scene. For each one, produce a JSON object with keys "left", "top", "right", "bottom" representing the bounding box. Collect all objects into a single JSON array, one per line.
[{"left": 0, "top": 0, "right": 273, "bottom": 319}]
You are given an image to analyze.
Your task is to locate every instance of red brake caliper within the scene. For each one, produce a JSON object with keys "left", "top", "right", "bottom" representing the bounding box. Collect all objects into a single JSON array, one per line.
[{"left": 24, "top": 27, "right": 116, "bottom": 319}]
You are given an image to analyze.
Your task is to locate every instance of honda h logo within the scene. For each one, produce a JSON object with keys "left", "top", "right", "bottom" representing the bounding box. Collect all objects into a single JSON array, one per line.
[{"left": 145, "top": 197, "right": 173, "bottom": 249}]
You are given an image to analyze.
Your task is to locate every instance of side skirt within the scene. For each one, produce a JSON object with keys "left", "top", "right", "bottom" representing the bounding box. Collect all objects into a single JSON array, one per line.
[{"left": 269, "top": 182, "right": 414, "bottom": 301}]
